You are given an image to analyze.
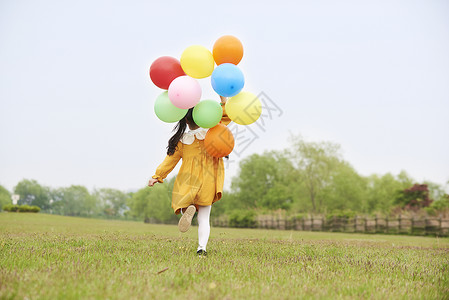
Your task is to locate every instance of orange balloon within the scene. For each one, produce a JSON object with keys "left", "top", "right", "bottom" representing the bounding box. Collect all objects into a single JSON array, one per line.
[
  {"left": 204, "top": 123, "right": 235, "bottom": 157},
  {"left": 213, "top": 35, "right": 244, "bottom": 65}
]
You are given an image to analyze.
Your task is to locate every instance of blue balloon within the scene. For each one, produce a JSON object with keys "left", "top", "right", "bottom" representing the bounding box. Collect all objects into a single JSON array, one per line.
[{"left": 211, "top": 63, "right": 244, "bottom": 97}]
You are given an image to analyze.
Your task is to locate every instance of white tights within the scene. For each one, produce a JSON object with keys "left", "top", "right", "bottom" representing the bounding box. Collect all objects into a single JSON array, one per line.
[{"left": 196, "top": 205, "right": 211, "bottom": 252}]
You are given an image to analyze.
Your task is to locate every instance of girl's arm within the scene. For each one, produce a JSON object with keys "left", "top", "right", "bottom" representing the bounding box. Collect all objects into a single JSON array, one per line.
[
  {"left": 148, "top": 178, "right": 158, "bottom": 186},
  {"left": 148, "top": 142, "right": 182, "bottom": 187},
  {"left": 219, "top": 96, "right": 232, "bottom": 125}
]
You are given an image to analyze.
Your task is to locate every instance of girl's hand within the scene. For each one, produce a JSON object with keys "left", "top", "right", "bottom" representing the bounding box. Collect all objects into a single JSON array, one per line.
[{"left": 148, "top": 178, "right": 158, "bottom": 187}]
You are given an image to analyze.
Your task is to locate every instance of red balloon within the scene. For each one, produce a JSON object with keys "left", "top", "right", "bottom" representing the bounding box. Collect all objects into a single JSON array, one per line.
[{"left": 149, "top": 56, "right": 185, "bottom": 90}]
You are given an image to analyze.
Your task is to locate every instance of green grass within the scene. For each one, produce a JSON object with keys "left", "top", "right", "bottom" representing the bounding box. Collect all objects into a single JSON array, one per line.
[{"left": 1, "top": 213, "right": 448, "bottom": 299}]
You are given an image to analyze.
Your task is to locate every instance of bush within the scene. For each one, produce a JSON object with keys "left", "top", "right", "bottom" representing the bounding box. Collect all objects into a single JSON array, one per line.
[
  {"left": 3, "top": 204, "right": 19, "bottom": 212},
  {"left": 430, "top": 195, "right": 449, "bottom": 211},
  {"left": 326, "top": 209, "right": 357, "bottom": 221},
  {"left": 229, "top": 210, "right": 256, "bottom": 228},
  {"left": 29, "top": 206, "right": 41, "bottom": 213},
  {"left": 3, "top": 204, "right": 40, "bottom": 213},
  {"left": 288, "top": 213, "right": 309, "bottom": 222},
  {"left": 18, "top": 205, "right": 31, "bottom": 212}
]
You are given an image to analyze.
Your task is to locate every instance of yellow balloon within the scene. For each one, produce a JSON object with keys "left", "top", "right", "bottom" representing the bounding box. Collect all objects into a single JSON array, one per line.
[
  {"left": 225, "top": 91, "right": 262, "bottom": 125},
  {"left": 180, "top": 45, "right": 215, "bottom": 79}
]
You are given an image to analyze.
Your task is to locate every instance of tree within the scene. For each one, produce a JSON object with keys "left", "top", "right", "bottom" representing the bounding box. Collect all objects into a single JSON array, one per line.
[
  {"left": 424, "top": 181, "right": 446, "bottom": 202},
  {"left": 127, "top": 178, "right": 177, "bottom": 223},
  {"left": 93, "top": 188, "right": 129, "bottom": 218},
  {"left": 366, "top": 171, "right": 413, "bottom": 213},
  {"left": 0, "top": 185, "right": 11, "bottom": 211},
  {"left": 227, "top": 137, "right": 374, "bottom": 214},
  {"left": 319, "top": 161, "right": 368, "bottom": 212},
  {"left": 395, "top": 184, "right": 433, "bottom": 211},
  {"left": 229, "top": 151, "right": 296, "bottom": 211},
  {"left": 51, "top": 185, "right": 97, "bottom": 216},
  {"left": 287, "top": 136, "right": 342, "bottom": 213},
  {"left": 14, "top": 179, "right": 51, "bottom": 210},
  {"left": 429, "top": 194, "right": 449, "bottom": 213}
]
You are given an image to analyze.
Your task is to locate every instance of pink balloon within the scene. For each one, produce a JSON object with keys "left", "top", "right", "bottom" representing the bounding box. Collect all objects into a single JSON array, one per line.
[{"left": 168, "top": 76, "right": 202, "bottom": 109}]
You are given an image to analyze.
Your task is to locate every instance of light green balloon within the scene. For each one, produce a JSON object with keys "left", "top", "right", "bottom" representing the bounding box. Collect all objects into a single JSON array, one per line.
[
  {"left": 154, "top": 91, "right": 188, "bottom": 123},
  {"left": 192, "top": 100, "right": 222, "bottom": 128}
]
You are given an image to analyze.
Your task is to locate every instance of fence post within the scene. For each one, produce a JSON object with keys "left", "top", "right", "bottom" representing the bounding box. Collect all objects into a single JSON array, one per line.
[
  {"left": 385, "top": 216, "right": 388, "bottom": 233},
  {"left": 273, "top": 215, "right": 276, "bottom": 230}
]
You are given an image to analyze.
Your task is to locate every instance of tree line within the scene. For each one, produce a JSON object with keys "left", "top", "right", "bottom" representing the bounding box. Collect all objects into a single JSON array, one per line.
[
  {"left": 1, "top": 136, "right": 448, "bottom": 222},
  {"left": 127, "top": 136, "right": 449, "bottom": 222},
  {"left": 0, "top": 181, "right": 130, "bottom": 219}
]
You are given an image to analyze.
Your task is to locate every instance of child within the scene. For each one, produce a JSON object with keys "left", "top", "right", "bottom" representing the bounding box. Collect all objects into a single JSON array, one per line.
[{"left": 148, "top": 96, "right": 231, "bottom": 257}]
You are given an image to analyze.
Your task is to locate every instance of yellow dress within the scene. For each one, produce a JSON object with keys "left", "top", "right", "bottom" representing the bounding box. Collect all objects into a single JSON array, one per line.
[{"left": 152, "top": 106, "right": 231, "bottom": 214}]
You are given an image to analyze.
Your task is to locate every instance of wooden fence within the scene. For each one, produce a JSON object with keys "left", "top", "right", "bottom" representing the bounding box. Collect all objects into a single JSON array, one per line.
[{"left": 211, "top": 215, "right": 449, "bottom": 237}]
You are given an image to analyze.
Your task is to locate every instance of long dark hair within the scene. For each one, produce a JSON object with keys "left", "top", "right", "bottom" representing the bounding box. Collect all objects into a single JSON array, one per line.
[{"left": 167, "top": 108, "right": 195, "bottom": 155}]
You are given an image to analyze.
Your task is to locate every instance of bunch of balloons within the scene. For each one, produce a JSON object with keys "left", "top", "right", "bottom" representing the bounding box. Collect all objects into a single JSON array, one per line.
[{"left": 149, "top": 35, "right": 262, "bottom": 158}]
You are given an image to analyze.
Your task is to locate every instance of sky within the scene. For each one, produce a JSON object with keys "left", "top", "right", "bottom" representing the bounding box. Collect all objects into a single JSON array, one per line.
[{"left": 1, "top": 0, "right": 448, "bottom": 193}]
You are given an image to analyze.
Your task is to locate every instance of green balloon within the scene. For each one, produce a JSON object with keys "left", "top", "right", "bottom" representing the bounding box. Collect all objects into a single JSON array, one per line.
[
  {"left": 154, "top": 91, "right": 188, "bottom": 123},
  {"left": 193, "top": 100, "right": 222, "bottom": 128}
]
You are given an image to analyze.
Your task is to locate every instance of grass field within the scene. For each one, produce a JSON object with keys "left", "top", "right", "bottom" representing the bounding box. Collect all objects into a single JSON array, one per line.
[{"left": 1, "top": 213, "right": 448, "bottom": 299}]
